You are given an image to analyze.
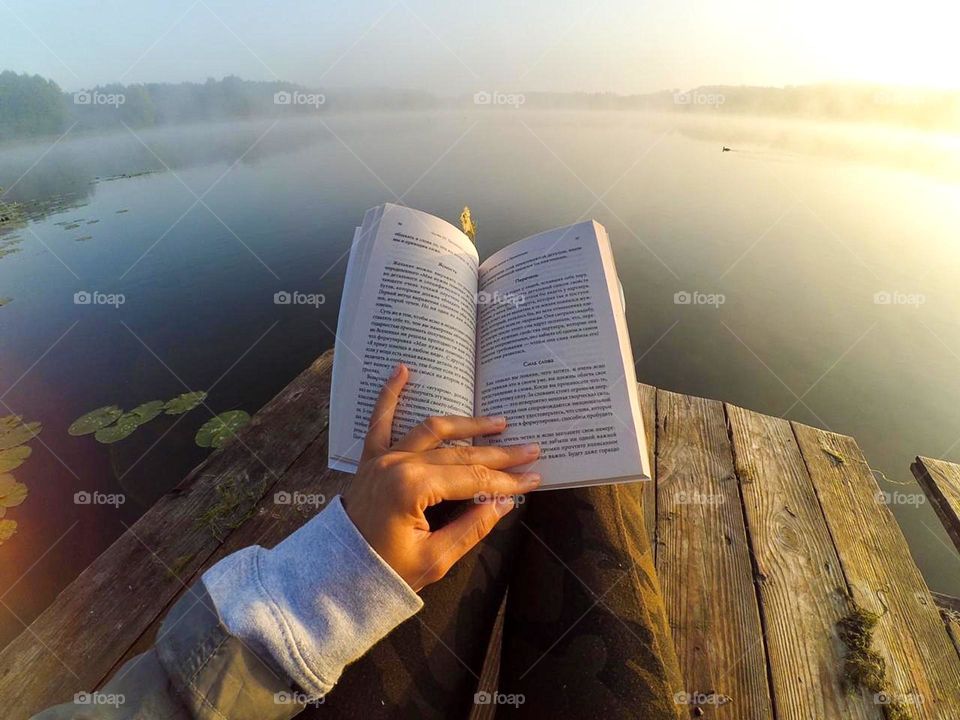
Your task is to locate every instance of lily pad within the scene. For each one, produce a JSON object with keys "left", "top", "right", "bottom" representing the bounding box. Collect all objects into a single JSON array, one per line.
[
  {"left": 130, "top": 400, "right": 164, "bottom": 425},
  {"left": 94, "top": 413, "right": 140, "bottom": 444},
  {"left": 68, "top": 405, "right": 123, "bottom": 436},
  {"left": 164, "top": 391, "right": 207, "bottom": 415},
  {"left": 196, "top": 410, "right": 250, "bottom": 449},
  {"left": 0, "top": 418, "right": 41, "bottom": 450},
  {"left": 0, "top": 519, "right": 16, "bottom": 544},
  {"left": 0, "top": 474, "right": 15, "bottom": 494},
  {"left": 0, "top": 445, "right": 31, "bottom": 472},
  {"left": 0, "top": 478, "right": 27, "bottom": 508}
]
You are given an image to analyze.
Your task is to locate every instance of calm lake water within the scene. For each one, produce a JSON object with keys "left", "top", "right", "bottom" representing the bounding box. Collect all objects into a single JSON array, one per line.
[{"left": 1, "top": 110, "right": 959, "bottom": 647}]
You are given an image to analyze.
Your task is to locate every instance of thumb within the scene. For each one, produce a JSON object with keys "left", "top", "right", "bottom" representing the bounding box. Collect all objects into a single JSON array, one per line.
[{"left": 425, "top": 497, "right": 515, "bottom": 579}]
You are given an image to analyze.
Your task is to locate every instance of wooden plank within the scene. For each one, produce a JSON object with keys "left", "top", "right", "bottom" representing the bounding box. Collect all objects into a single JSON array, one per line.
[
  {"left": 639, "top": 382, "right": 657, "bottom": 551},
  {"left": 726, "top": 405, "right": 878, "bottom": 719},
  {"left": 0, "top": 350, "right": 336, "bottom": 717},
  {"left": 655, "top": 390, "right": 773, "bottom": 718},
  {"left": 467, "top": 593, "right": 507, "bottom": 720},
  {"left": 911, "top": 456, "right": 960, "bottom": 555},
  {"left": 931, "top": 592, "right": 960, "bottom": 658},
  {"left": 794, "top": 424, "right": 960, "bottom": 717}
]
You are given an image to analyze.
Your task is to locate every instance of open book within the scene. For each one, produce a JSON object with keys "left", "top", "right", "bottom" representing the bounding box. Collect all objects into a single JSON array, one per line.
[{"left": 328, "top": 204, "right": 650, "bottom": 490}]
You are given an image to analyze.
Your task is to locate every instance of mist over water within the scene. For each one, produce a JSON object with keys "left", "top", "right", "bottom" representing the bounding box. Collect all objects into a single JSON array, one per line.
[{"left": 1, "top": 109, "right": 959, "bottom": 645}]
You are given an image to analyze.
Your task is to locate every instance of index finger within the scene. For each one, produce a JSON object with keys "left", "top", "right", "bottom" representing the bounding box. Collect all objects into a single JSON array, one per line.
[{"left": 361, "top": 363, "right": 408, "bottom": 461}]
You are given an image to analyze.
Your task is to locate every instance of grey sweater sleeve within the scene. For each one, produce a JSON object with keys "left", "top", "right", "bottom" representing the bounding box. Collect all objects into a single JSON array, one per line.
[{"left": 201, "top": 495, "right": 423, "bottom": 700}]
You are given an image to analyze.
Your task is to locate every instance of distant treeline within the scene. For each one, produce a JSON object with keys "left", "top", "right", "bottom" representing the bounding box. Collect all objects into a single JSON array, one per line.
[
  {"left": 0, "top": 71, "right": 437, "bottom": 141},
  {"left": 2, "top": 70, "right": 959, "bottom": 142}
]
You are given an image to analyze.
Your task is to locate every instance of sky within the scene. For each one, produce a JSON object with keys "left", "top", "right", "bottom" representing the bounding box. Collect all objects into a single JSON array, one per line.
[{"left": 1, "top": 0, "right": 958, "bottom": 94}]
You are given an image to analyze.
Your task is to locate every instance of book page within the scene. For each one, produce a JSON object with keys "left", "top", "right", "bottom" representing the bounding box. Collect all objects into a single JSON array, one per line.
[
  {"left": 329, "top": 204, "right": 479, "bottom": 472},
  {"left": 475, "top": 221, "right": 650, "bottom": 488}
]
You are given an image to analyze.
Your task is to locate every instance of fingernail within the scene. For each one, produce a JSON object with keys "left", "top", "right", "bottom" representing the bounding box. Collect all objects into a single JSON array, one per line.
[
  {"left": 390, "top": 363, "right": 405, "bottom": 379},
  {"left": 523, "top": 473, "right": 542, "bottom": 488},
  {"left": 522, "top": 443, "right": 540, "bottom": 456},
  {"left": 487, "top": 416, "right": 507, "bottom": 427},
  {"left": 495, "top": 496, "right": 515, "bottom": 516}
]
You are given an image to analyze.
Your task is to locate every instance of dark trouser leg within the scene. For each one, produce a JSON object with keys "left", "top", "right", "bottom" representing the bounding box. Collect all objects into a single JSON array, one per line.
[
  {"left": 308, "top": 502, "right": 526, "bottom": 720},
  {"left": 497, "top": 483, "right": 684, "bottom": 719}
]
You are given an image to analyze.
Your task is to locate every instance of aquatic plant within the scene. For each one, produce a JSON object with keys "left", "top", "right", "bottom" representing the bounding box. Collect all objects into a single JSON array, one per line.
[
  {"left": 0, "top": 416, "right": 42, "bottom": 450},
  {"left": 68, "top": 405, "right": 123, "bottom": 436},
  {"left": 164, "top": 391, "right": 207, "bottom": 415},
  {"left": 837, "top": 605, "right": 910, "bottom": 720},
  {"left": 0, "top": 445, "right": 31, "bottom": 473},
  {"left": 195, "top": 474, "right": 265, "bottom": 540},
  {"left": 130, "top": 400, "right": 165, "bottom": 424},
  {"left": 0, "top": 519, "right": 16, "bottom": 543},
  {"left": 195, "top": 410, "right": 251, "bottom": 449},
  {"left": 94, "top": 413, "right": 141, "bottom": 444},
  {"left": 0, "top": 475, "right": 28, "bottom": 509},
  {"left": 0, "top": 297, "right": 11, "bottom": 307}
]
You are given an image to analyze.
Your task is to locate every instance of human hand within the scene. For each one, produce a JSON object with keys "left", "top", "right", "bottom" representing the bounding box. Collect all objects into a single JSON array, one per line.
[{"left": 342, "top": 363, "right": 541, "bottom": 591}]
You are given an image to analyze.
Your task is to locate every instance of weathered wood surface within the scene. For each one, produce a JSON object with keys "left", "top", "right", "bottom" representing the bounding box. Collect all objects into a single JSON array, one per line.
[
  {"left": 0, "top": 351, "right": 336, "bottom": 717},
  {"left": 655, "top": 390, "right": 773, "bottom": 718},
  {"left": 638, "top": 382, "right": 657, "bottom": 551},
  {"left": 795, "top": 425, "right": 960, "bottom": 718},
  {"left": 726, "top": 406, "right": 876, "bottom": 719},
  {"left": 3, "top": 349, "right": 958, "bottom": 719},
  {"left": 911, "top": 455, "right": 960, "bottom": 555}
]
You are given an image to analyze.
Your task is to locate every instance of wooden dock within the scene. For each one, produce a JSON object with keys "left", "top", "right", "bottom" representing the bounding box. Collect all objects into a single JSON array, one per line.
[{"left": 1, "top": 348, "right": 959, "bottom": 718}]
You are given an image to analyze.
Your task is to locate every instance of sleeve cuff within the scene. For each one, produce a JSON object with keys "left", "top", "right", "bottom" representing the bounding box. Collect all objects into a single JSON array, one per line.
[{"left": 201, "top": 495, "right": 423, "bottom": 699}]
